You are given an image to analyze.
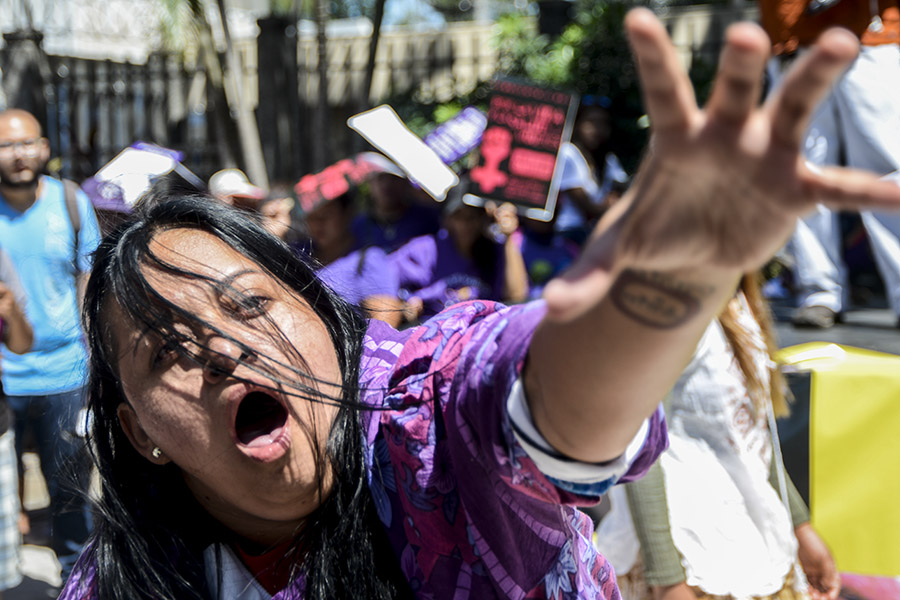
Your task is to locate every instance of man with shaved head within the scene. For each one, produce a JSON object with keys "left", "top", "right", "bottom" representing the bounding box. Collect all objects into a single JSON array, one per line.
[{"left": 0, "top": 108, "right": 99, "bottom": 586}]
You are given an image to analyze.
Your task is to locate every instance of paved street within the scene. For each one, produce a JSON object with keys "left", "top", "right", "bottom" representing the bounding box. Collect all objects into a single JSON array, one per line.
[
  {"left": 10, "top": 453, "right": 61, "bottom": 598},
  {"left": 772, "top": 303, "right": 900, "bottom": 356}
]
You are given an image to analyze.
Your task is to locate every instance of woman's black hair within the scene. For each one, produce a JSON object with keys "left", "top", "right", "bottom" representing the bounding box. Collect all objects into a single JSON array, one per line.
[{"left": 79, "top": 192, "right": 410, "bottom": 599}]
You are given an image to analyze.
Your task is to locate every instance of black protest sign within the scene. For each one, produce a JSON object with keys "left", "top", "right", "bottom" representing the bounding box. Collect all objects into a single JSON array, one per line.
[{"left": 468, "top": 79, "right": 577, "bottom": 221}]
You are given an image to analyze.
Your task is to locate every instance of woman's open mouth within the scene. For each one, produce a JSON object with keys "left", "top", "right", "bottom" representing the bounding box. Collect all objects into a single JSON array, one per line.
[{"left": 233, "top": 391, "right": 290, "bottom": 459}]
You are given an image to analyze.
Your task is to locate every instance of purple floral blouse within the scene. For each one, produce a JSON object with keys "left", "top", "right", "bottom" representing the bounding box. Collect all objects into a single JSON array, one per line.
[{"left": 60, "top": 300, "right": 667, "bottom": 599}]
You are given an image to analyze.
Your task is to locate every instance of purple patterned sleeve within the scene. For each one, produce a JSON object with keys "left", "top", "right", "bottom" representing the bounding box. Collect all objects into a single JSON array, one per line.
[
  {"left": 617, "top": 406, "right": 668, "bottom": 484},
  {"left": 442, "top": 301, "right": 667, "bottom": 504},
  {"left": 361, "top": 300, "right": 669, "bottom": 598}
]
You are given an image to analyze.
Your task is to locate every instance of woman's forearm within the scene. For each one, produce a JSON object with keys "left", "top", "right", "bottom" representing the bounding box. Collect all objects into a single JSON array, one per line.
[
  {"left": 521, "top": 9, "right": 900, "bottom": 465},
  {"left": 525, "top": 266, "right": 738, "bottom": 463}
]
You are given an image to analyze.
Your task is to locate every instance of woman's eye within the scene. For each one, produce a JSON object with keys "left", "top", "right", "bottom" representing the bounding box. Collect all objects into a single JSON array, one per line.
[{"left": 232, "top": 294, "right": 270, "bottom": 318}]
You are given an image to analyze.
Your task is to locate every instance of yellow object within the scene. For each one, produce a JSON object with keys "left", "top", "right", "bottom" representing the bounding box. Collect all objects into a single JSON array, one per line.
[{"left": 777, "top": 343, "right": 900, "bottom": 576}]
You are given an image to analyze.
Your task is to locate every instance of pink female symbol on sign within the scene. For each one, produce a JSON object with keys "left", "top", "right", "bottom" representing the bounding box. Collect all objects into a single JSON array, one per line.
[{"left": 471, "top": 126, "right": 512, "bottom": 194}]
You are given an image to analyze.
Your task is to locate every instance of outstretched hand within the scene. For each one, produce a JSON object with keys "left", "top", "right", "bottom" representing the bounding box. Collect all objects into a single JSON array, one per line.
[{"left": 544, "top": 9, "right": 900, "bottom": 322}]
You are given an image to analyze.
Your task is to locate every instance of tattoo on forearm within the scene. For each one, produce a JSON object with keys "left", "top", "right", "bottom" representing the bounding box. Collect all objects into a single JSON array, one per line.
[{"left": 611, "top": 270, "right": 712, "bottom": 329}]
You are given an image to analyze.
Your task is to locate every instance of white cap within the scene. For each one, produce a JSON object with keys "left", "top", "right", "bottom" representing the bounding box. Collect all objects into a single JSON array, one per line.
[{"left": 209, "top": 168, "right": 266, "bottom": 200}]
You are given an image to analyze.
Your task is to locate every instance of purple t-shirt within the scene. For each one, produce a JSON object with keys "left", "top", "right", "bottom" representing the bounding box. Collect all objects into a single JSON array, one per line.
[
  {"left": 513, "top": 230, "right": 579, "bottom": 299},
  {"left": 391, "top": 231, "right": 505, "bottom": 317},
  {"left": 351, "top": 204, "right": 441, "bottom": 253},
  {"left": 317, "top": 248, "right": 399, "bottom": 306},
  {"left": 60, "top": 301, "right": 667, "bottom": 599}
]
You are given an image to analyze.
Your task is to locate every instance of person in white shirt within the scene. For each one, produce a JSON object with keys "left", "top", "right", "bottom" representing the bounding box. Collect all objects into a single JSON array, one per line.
[{"left": 555, "top": 98, "right": 628, "bottom": 246}]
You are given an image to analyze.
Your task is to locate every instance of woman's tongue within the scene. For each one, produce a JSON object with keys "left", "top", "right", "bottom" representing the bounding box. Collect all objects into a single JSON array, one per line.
[{"left": 235, "top": 392, "right": 287, "bottom": 447}]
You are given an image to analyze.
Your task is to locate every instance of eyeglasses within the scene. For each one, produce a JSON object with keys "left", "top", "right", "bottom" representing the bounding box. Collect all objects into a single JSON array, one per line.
[{"left": 0, "top": 138, "right": 43, "bottom": 157}]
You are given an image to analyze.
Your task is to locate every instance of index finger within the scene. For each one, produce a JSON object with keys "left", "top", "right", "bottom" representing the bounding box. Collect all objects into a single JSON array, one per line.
[{"left": 626, "top": 8, "right": 698, "bottom": 133}]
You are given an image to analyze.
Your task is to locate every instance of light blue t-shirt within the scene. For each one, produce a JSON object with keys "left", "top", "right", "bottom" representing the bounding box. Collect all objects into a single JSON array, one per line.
[{"left": 0, "top": 177, "right": 101, "bottom": 395}]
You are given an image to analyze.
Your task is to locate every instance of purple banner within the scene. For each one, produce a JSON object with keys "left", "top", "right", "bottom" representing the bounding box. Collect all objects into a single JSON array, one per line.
[{"left": 424, "top": 106, "right": 488, "bottom": 165}]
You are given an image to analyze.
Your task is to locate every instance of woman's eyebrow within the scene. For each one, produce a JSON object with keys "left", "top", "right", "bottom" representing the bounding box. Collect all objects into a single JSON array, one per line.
[{"left": 219, "top": 268, "right": 259, "bottom": 288}]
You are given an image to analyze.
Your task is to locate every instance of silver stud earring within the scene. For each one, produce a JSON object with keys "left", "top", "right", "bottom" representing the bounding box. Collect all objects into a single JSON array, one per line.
[{"left": 152, "top": 447, "right": 162, "bottom": 459}]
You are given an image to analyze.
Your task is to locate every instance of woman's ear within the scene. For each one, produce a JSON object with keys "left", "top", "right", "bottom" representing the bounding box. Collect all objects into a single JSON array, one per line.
[{"left": 117, "top": 403, "right": 170, "bottom": 464}]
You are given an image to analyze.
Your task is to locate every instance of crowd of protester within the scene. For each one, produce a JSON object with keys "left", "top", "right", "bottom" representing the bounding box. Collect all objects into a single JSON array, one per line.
[
  {"left": 211, "top": 100, "right": 629, "bottom": 330},
  {"left": 203, "top": 138, "right": 611, "bottom": 330}
]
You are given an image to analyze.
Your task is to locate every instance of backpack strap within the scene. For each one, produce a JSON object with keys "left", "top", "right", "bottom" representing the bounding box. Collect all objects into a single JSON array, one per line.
[{"left": 62, "top": 179, "right": 82, "bottom": 271}]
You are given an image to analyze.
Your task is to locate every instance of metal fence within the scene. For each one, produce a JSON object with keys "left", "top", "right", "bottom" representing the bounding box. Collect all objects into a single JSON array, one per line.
[
  {"left": 1, "top": 22, "right": 498, "bottom": 184},
  {"left": 43, "top": 53, "right": 220, "bottom": 181}
]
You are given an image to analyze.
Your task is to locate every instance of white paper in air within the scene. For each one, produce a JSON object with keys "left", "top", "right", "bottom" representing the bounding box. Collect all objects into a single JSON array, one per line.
[{"left": 347, "top": 105, "right": 459, "bottom": 201}]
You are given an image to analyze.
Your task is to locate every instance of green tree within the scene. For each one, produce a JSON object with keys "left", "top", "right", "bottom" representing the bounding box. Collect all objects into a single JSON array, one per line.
[
  {"left": 160, "top": 0, "right": 267, "bottom": 184},
  {"left": 385, "top": 2, "right": 654, "bottom": 172},
  {"left": 556, "top": 1, "right": 649, "bottom": 171},
  {"left": 491, "top": 2, "right": 650, "bottom": 171},
  {"left": 363, "top": 0, "right": 732, "bottom": 184},
  {"left": 490, "top": 0, "right": 721, "bottom": 171}
]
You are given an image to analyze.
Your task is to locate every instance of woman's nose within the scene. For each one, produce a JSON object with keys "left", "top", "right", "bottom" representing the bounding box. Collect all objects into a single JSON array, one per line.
[{"left": 202, "top": 336, "right": 250, "bottom": 384}]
